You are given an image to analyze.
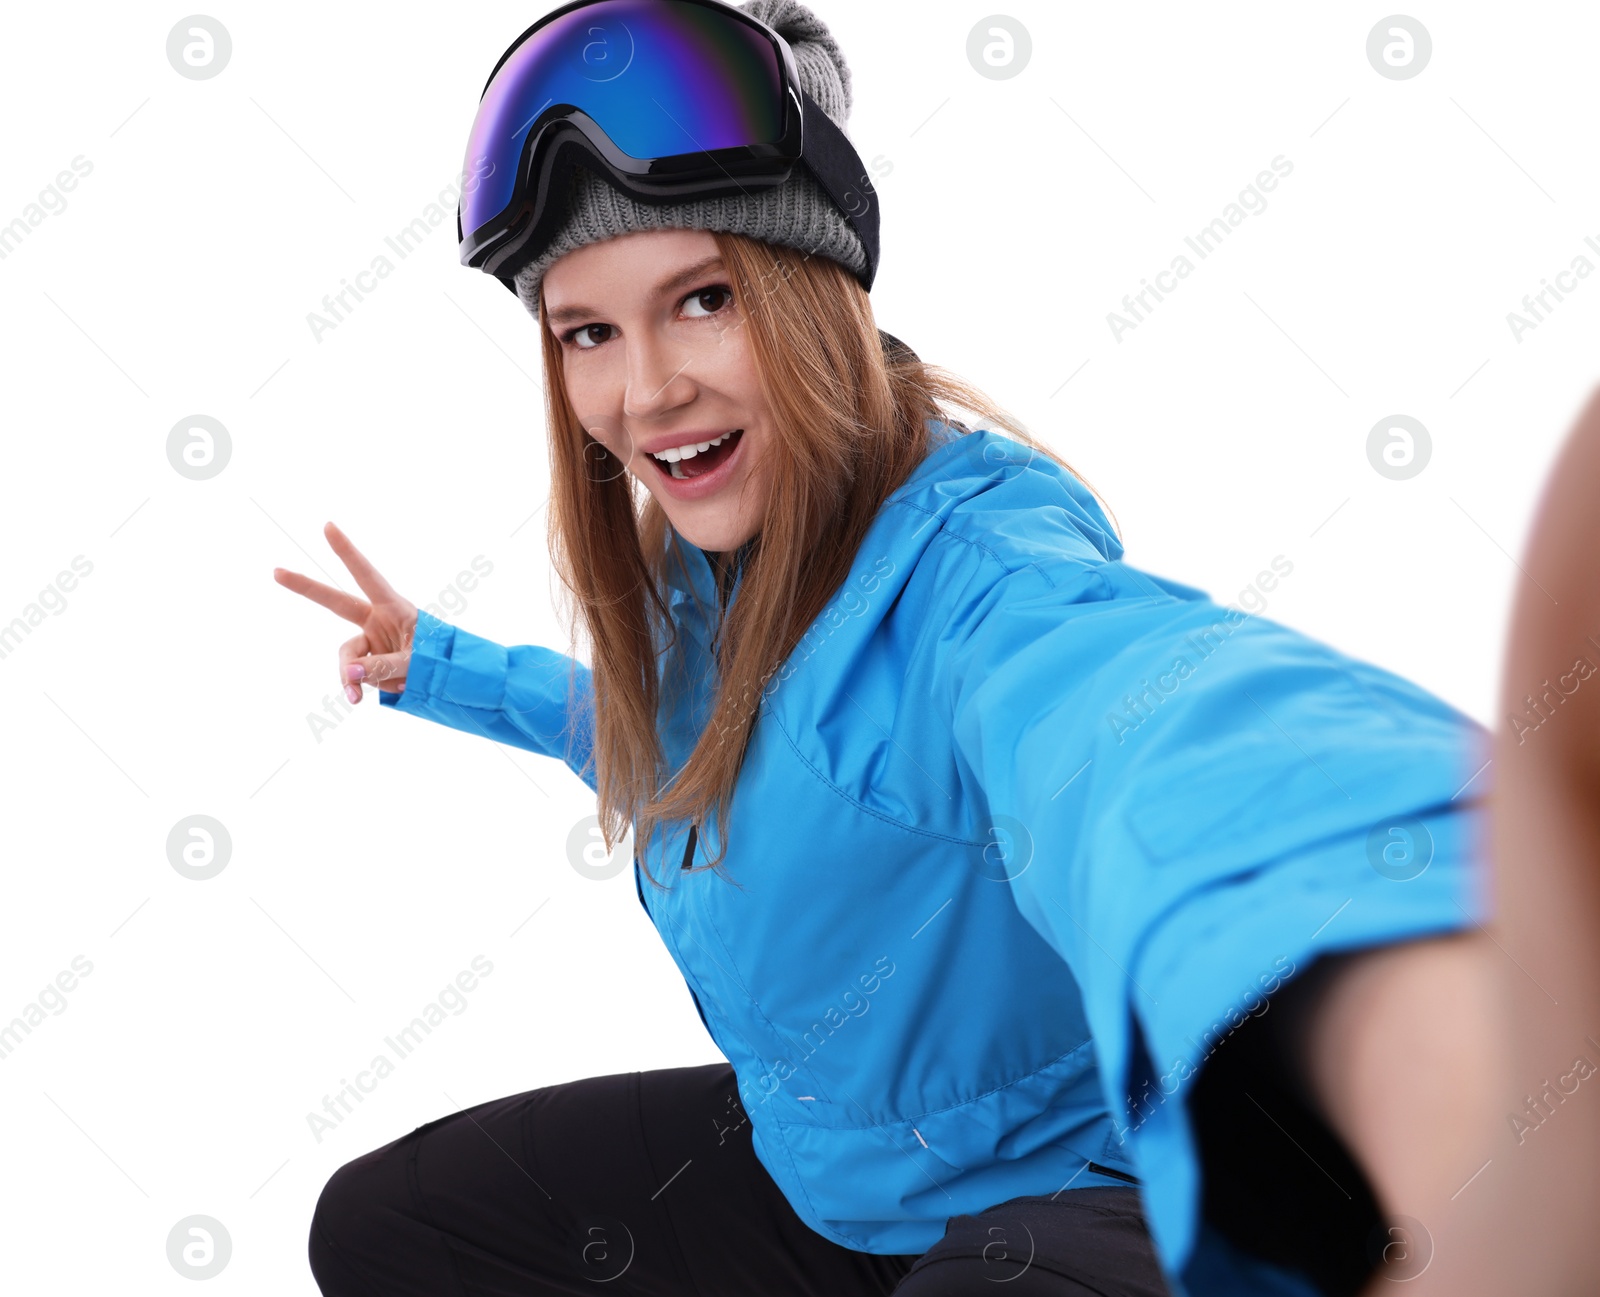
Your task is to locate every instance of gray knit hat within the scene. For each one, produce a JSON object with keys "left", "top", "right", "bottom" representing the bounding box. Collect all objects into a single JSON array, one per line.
[{"left": 512, "top": 0, "right": 869, "bottom": 319}]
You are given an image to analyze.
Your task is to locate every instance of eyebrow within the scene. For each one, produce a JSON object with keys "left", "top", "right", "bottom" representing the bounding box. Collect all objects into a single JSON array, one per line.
[{"left": 544, "top": 255, "right": 728, "bottom": 329}]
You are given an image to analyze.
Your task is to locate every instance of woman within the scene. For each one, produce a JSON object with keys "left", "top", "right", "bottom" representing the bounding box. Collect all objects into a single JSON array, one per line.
[{"left": 276, "top": 2, "right": 1532, "bottom": 1293}]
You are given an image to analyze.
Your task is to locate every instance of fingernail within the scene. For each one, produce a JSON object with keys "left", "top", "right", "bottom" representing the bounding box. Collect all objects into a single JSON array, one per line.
[
  {"left": 346, "top": 684, "right": 360, "bottom": 704},
  {"left": 347, "top": 664, "right": 365, "bottom": 682}
]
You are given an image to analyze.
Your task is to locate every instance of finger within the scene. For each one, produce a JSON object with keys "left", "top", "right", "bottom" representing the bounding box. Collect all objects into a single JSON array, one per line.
[
  {"left": 324, "top": 521, "right": 404, "bottom": 608},
  {"left": 274, "top": 566, "right": 369, "bottom": 625},
  {"left": 347, "top": 650, "right": 411, "bottom": 695},
  {"left": 338, "top": 632, "right": 370, "bottom": 704}
]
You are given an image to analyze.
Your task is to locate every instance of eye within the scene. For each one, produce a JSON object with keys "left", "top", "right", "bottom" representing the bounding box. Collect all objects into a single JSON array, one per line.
[
  {"left": 563, "top": 323, "right": 615, "bottom": 351},
  {"left": 682, "top": 285, "right": 734, "bottom": 319}
]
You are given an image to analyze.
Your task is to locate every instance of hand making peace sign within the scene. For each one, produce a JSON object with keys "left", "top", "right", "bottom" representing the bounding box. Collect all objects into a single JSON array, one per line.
[{"left": 273, "top": 521, "right": 419, "bottom": 704}]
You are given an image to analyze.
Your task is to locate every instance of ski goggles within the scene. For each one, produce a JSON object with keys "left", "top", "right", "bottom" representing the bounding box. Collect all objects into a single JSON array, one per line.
[{"left": 456, "top": 0, "right": 881, "bottom": 298}]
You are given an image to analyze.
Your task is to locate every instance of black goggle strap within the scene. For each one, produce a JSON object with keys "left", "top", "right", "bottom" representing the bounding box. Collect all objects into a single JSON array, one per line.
[{"left": 794, "top": 88, "right": 880, "bottom": 290}]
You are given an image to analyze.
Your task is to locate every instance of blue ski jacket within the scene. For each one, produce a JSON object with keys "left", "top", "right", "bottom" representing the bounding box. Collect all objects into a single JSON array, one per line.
[{"left": 380, "top": 418, "right": 1492, "bottom": 1296}]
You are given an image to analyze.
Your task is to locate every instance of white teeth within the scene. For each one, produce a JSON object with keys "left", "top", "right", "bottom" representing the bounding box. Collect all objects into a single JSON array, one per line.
[{"left": 651, "top": 430, "right": 736, "bottom": 463}]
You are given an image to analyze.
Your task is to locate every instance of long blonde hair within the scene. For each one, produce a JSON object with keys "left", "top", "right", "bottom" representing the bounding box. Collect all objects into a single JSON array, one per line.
[{"left": 537, "top": 230, "right": 1117, "bottom": 883}]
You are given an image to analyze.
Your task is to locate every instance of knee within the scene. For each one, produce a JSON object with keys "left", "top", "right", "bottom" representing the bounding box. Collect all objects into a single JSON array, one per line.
[{"left": 308, "top": 1143, "right": 402, "bottom": 1259}]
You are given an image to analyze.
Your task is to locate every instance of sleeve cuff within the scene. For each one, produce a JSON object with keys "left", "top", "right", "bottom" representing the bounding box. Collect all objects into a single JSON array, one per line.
[{"left": 379, "top": 607, "right": 453, "bottom": 713}]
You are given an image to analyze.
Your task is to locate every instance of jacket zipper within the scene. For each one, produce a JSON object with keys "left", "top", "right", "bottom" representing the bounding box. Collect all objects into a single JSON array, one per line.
[
  {"left": 673, "top": 824, "right": 713, "bottom": 1032},
  {"left": 1085, "top": 1160, "right": 1142, "bottom": 1186}
]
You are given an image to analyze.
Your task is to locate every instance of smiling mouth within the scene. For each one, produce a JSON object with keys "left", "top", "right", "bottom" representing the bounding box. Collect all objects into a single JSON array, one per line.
[{"left": 649, "top": 429, "right": 744, "bottom": 480}]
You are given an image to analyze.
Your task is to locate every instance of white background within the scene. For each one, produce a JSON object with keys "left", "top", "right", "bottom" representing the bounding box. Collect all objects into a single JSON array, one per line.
[{"left": 1, "top": 1, "right": 1594, "bottom": 1289}]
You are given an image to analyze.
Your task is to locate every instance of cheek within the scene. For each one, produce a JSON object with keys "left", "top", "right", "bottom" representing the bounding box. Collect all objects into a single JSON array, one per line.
[
  {"left": 706, "top": 324, "right": 767, "bottom": 416},
  {"left": 561, "top": 358, "right": 603, "bottom": 410},
  {"left": 585, "top": 428, "right": 622, "bottom": 459},
  {"left": 563, "top": 359, "right": 626, "bottom": 429}
]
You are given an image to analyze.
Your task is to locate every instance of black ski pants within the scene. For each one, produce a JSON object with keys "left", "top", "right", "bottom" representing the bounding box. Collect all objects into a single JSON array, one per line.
[{"left": 308, "top": 1061, "right": 1173, "bottom": 1296}]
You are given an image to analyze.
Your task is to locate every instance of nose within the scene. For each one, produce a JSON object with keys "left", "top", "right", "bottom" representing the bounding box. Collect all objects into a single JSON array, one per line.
[{"left": 622, "top": 331, "right": 697, "bottom": 425}]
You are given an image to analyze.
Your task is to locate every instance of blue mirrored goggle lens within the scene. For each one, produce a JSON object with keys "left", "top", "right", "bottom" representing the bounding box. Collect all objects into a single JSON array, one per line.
[{"left": 462, "top": 0, "right": 786, "bottom": 242}]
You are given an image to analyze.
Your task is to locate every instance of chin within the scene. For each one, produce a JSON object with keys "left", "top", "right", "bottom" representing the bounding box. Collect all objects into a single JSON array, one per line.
[
  {"left": 673, "top": 524, "right": 737, "bottom": 553},
  {"left": 667, "top": 511, "right": 752, "bottom": 554}
]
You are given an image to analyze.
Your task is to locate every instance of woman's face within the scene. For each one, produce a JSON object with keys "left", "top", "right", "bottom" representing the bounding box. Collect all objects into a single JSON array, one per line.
[{"left": 542, "top": 228, "right": 772, "bottom": 555}]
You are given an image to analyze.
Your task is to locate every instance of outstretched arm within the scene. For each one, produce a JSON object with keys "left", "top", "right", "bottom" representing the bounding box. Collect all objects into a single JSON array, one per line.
[
  {"left": 1189, "top": 925, "right": 1510, "bottom": 1291},
  {"left": 379, "top": 608, "right": 598, "bottom": 793},
  {"left": 944, "top": 538, "right": 1493, "bottom": 1294}
]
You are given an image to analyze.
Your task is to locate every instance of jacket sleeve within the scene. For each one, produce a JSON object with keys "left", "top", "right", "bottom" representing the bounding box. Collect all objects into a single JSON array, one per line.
[
  {"left": 945, "top": 553, "right": 1493, "bottom": 1286},
  {"left": 378, "top": 608, "right": 598, "bottom": 793}
]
